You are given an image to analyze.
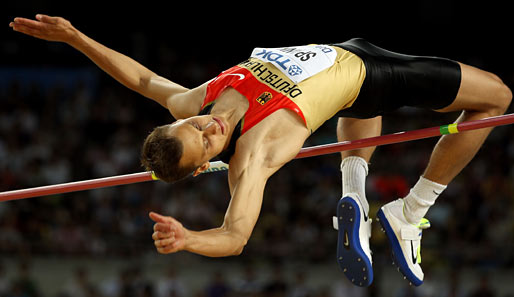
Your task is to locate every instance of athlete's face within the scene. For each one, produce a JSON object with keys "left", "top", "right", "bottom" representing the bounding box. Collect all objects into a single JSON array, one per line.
[{"left": 167, "top": 115, "right": 229, "bottom": 175}]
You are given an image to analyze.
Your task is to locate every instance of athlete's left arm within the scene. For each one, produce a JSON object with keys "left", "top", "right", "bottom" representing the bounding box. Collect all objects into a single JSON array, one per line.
[
  {"left": 188, "top": 162, "right": 273, "bottom": 257},
  {"left": 149, "top": 161, "right": 273, "bottom": 257}
]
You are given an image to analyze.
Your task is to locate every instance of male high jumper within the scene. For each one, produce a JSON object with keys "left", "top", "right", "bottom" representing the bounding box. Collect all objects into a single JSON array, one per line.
[{"left": 10, "top": 14, "right": 511, "bottom": 287}]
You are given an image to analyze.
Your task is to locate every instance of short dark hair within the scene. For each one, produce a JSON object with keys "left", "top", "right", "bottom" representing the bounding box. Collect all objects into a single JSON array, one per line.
[{"left": 140, "top": 125, "right": 197, "bottom": 183}]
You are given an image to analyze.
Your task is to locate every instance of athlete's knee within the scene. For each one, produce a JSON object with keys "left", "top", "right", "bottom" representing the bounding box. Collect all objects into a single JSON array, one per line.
[
  {"left": 491, "top": 78, "right": 512, "bottom": 115},
  {"left": 477, "top": 71, "right": 513, "bottom": 116}
]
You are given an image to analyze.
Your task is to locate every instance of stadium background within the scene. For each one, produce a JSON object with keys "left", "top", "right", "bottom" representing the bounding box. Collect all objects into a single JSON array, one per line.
[{"left": 1, "top": 1, "right": 514, "bottom": 297}]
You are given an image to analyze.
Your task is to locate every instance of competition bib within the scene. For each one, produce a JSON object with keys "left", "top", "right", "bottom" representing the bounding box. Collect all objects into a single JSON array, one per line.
[{"left": 250, "top": 44, "right": 337, "bottom": 83}]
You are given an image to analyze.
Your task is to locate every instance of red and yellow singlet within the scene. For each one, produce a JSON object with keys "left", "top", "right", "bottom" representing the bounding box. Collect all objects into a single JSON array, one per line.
[{"left": 202, "top": 45, "right": 366, "bottom": 135}]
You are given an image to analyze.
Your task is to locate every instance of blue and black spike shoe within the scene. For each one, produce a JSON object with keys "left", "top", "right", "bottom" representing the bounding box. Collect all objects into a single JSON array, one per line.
[{"left": 333, "top": 194, "right": 373, "bottom": 287}]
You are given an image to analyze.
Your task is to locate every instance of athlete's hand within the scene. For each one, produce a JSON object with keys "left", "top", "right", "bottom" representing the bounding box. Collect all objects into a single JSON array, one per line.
[
  {"left": 149, "top": 211, "right": 186, "bottom": 254},
  {"left": 9, "top": 14, "right": 78, "bottom": 44}
]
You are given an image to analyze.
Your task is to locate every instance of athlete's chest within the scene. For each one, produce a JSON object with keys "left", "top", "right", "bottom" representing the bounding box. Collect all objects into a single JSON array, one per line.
[
  {"left": 226, "top": 107, "right": 309, "bottom": 192},
  {"left": 233, "top": 108, "right": 309, "bottom": 164}
]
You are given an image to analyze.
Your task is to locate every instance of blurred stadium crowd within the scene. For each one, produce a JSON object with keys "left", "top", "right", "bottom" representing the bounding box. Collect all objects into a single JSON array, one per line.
[{"left": 1, "top": 15, "right": 514, "bottom": 297}]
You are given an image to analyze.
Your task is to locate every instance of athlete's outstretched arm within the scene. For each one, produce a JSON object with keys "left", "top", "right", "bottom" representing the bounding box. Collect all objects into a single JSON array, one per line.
[
  {"left": 9, "top": 14, "right": 198, "bottom": 118},
  {"left": 149, "top": 160, "right": 272, "bottom": 257}
]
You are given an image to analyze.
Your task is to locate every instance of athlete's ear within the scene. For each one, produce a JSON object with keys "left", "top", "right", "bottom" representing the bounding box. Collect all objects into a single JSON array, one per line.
[{"left": 193, "top": 162, "right": 210, "bottom": 177}]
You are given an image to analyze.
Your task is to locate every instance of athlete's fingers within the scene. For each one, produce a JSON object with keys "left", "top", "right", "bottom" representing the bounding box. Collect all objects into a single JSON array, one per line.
[
  {"left": 153, "top": 222, "right": 173, "bottom": 233},
  {"left": 156, "top": 242, "right": 181, "bottom": 254},
  {"left": 152, "top": 231, "right": 174, "bottom": 240},
  {"left": 10, "top": 17, "right": 53, "bottom": 37},
  {"left": 10, "top": 23, "right": 44, "bottom": 38},
  {"left": 154, "top": 237, "right": 176, "bottom": 248},
  {"left": 11, "top": 18, "right": 43, "bottom": 32},
  {"left": 156, "top": 243, "right": 176, "bottom": 253},
  {"left": 149, "top": 212, "right": 184, "bottom": 255},
  {"left": 12, "top": 17, "right": 41, "bottom": 27},
  {"left": 153, "top": 223, "right": 171, "bottom": 233},
  {"left": 149, "top": 211, "right": 173, "bottom": 224},
  {"left": 157, "top": 247, "right": 173, "bottom": 254},
  {"left": 36, "top": 14, "right": 59, "bottom": 24},
  {"left": 10, "top": 22, "right": 36, "bottom": 32}
]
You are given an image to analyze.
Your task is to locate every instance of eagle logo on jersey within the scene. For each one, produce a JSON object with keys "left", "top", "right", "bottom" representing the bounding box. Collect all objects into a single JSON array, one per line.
[{"left": 256, "top": 92, "right": 273, "bottom": 105}]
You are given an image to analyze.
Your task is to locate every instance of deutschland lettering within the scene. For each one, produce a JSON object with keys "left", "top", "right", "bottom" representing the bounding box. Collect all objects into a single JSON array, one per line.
[{"left": 238, "top": 59, "right": 303, "bottom": 98}]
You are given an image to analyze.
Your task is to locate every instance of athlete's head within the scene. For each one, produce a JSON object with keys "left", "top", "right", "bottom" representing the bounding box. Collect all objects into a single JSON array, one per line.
[{"left": 141, "top": 115, "right": 228, "bottom": 183}]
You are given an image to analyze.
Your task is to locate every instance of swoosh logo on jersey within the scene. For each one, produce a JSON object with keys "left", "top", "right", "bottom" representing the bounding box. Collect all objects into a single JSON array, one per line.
[
  {"left": 362, "top": 206, "right": 368, "bottom": 222},
  {"left": 226, "top": 73, "right": 245, "bottom": 80},
  {"left": 212, "top": 73, "right": 245, "bottom": 82}
]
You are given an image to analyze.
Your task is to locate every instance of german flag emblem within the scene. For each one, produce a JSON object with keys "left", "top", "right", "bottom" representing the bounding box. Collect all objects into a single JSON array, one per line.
[{"left": 256, "top": 92, "right": 272, "bottom": 105}]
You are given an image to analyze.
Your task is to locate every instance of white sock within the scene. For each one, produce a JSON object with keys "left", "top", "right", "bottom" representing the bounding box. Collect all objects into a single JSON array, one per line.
[
  {"left": 341, "top": 156, "right": 369, "bottom": 215},
  {"left": 402, "top": 176, "right": 447, "bottom": 224}
]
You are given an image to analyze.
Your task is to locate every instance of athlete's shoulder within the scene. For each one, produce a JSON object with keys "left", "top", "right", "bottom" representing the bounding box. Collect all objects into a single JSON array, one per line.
[{"left": 167, "top": 82, "right": 208, "bottom": 119}]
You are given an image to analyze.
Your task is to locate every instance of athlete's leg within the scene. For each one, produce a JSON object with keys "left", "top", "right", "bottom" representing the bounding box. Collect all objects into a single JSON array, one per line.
[
  {"left": 403, "top": 63, "right": 512, "bottom": 224},
  {"left": 377, "top": 62, "right": 512, "bottom": 286},
  {"left": 423, "top": 63, "right": 512, "bottom": 185},
  {"left": 337, "top": 116, "right": 382, "bottom": 161},
  {"left": 335, "top": 116, "right": 381, "bottom": 287},
  {"left": 337, "top": 116, "right": 382, "bottom": 214}
]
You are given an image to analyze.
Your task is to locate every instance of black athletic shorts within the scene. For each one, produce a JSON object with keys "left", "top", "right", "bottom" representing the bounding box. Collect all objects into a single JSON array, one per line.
[{"left": 333, "top": 38, "right": 462, "bottom": 119}]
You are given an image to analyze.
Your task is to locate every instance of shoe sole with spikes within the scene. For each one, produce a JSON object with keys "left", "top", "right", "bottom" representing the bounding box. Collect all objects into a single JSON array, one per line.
[{"left": 335, "top": 196, "right": 373, "bottom": 287}]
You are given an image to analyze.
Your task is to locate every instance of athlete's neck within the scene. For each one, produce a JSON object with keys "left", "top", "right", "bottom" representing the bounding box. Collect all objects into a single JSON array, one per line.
[{"left": 209, "top": 88, "right": 249, "bottom": 150}]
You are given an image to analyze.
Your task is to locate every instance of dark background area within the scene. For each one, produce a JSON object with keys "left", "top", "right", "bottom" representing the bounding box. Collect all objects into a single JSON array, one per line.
[{"left": 3, "top": 1, "right": 513, "bottom": 67}]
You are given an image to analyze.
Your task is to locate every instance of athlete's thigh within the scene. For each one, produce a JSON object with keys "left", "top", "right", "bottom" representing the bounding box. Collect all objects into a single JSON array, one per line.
[{"left": 435, "top": 62, "right": 506, "bottom": 113}]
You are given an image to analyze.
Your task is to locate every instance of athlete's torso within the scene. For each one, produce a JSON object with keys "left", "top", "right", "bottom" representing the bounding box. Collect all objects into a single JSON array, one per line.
[{"left": 201, "top": 44, "right": 366, "bottom": 135}]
